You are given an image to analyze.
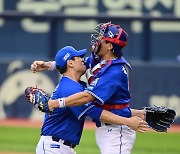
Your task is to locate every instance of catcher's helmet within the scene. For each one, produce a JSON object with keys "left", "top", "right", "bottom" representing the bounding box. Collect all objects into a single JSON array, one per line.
[{"left": 90, "top": 22, "right": 128, "bottom": 57}]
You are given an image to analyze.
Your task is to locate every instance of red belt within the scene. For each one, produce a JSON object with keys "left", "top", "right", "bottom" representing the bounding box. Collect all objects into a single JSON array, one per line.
[{"left": 94, "top": 102, "right": 129, "bottom": 110}]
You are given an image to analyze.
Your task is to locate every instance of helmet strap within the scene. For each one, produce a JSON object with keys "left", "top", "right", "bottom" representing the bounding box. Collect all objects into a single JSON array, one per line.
[{"left": 102, "top": 37, "right": 127, "bottom": 47}]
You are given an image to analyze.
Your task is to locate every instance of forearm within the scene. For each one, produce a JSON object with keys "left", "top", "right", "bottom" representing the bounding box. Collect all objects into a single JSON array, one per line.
[
  {"left": 48, "top": 91, "right": 95, "bottom": 111},
  {"left": 100, "top": 110, "right": 130, "bottom": 126},
  {"left": 131, "top": 109, "right": 145, "bottom": 118},
  {"left": 31, "top": 60, "right": 55, "bottom": 72},
  {"left": 65, "top": 92, "right": 94, "bottom": 106},
  {"left": 42, "top": 61, "right": 56, "bottom": 71}
]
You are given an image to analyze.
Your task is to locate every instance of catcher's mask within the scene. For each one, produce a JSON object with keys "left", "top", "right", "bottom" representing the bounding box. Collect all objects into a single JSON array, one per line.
[{"left": 90, "top": 22, "right": 128, "bottom": 58}]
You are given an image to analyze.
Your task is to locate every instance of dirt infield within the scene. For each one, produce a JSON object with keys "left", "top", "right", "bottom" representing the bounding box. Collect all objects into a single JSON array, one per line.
[
  {"left": 0, "top": 118, "right": 96, "bottom": 129},
  {"left": 0, "top": 118, "right": 180, "bottom": 132}
]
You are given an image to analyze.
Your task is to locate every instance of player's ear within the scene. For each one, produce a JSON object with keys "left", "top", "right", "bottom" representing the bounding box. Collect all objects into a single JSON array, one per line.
[
  {"left": 67, "top": 59, "right": 74, "bottom": 68},
  {"left": 106, "top": 41, "right": 113, "bottom": 51}
]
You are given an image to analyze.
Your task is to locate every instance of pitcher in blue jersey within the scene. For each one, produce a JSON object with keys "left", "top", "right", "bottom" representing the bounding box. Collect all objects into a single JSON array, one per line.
[{"left": 35, "top": 45, "right": 147, "bottom": 154}]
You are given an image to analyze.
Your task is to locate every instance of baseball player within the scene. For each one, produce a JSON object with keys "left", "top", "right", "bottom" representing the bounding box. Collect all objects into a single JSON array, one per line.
[
  {"left": 31, "top": 22, "right": 146, "bottom": 154},
  {"left": 35, "top": 45, "right": 147, "bottom": 154}
]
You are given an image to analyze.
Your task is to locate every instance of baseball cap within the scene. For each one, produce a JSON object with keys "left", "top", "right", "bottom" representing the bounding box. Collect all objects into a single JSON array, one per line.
[{"left": 55, "top": 46, "right": 87, "bottom": 68}]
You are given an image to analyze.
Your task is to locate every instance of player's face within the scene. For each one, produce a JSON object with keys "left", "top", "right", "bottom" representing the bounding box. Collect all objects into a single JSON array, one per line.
[
  {"left": 72, "top": 56, "right": 86, "bottom": 75},
  {"left": 97, "top": 39, "right": 110, "bottom": 58}
]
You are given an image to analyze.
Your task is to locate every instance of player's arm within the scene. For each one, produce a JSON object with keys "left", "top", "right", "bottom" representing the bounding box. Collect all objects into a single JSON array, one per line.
[
  {"left": 48, "top": 67, "right": 118, "bottom": 111},
  {"left": 71, "top": 104, "right": 147, "bottom": 133},
  {"left": 31, "top": 61, "right": 56, "bottom": 72},
  {"left": 31, "top": 57, "right": 90, "bottom": 73},
  {"left": 81, "top": 104, "right": 148, "bottom": 133},
  {"left": 100, "top": 110, "right": 148, "bottom": 132},
  {"left": 48, "top": 91, "right": 95, "bottom": 111}
]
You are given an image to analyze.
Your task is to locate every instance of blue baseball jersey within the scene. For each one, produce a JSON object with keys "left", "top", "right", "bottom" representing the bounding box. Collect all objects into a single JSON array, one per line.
[
  {"left": 41, "top": 76, "right": 103, "bottom": 145},
  {"left": 85, "top": 58, "right": 131, "bottom": 119}
]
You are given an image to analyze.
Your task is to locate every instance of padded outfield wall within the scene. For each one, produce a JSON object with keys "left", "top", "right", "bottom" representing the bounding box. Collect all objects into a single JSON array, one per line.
[
  {"left": 0, "top": 0, "right": 180, "bottom": 123},
  {"left": 0, "top": 61, "right": 179, "bottom": 123}
]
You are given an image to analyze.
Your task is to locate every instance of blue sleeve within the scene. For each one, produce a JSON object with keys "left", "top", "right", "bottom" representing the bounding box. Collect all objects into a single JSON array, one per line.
[
  {"left": 69, "top": 103, "right": 103, "bottom": 121},
  {"left": 85, "top": 66, "right": 120, "bottom": 104},
  {"left": 84, "top": 56, "right": 91, "bottom": 69},
  {"left": 84, "top": 55, "right": 100, "bottom": 69}
]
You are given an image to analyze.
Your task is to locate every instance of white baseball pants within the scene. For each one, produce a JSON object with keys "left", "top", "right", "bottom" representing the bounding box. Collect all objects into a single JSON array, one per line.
[
  {"left": 96, "top": 124, "right": 136, "bottom": 154},
  {"left": 36, "top": 136, "right": 76, "bottom": 154}
]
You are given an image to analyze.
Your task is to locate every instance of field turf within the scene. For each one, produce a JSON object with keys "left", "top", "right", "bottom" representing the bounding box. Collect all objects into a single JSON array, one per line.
[{"left": 0, "top": 126, "right": 180, "bottom": 154}]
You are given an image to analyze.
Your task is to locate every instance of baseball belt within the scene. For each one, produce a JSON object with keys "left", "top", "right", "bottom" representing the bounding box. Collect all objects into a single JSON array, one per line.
[
  {"left": 94, "top": 102, "right": 129, "bottom": 110},
  {"left": 52, "top": 136, "right": 76, "bottom": 148}
]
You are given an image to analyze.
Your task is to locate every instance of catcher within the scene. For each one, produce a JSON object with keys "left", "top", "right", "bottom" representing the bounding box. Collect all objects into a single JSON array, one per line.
[{"left": 26, "top": 22, "right": 176, "bottom": 154}]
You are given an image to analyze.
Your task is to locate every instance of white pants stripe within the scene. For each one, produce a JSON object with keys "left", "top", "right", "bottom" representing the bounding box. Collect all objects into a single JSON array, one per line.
[
  {"left": 119, "top": 126, "right": 123, "bottom": 153},
  {"left": 96, "top": 125, "right": 136, "bottom": 154}
]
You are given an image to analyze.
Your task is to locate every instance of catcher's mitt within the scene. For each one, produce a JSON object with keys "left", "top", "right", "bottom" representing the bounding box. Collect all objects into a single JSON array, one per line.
[
  {"left": 144, "top": 105, "right": 176, "bottom": 132},
  {"left": 24, "top": 86, "right": 51, "bottom": 113}
]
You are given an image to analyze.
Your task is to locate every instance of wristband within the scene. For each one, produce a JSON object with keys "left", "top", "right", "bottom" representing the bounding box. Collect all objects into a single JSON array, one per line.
[
  {"left": 48, "top": 61, "right": 56, "bottom": 71},
  {"left": 58, "top": 98, "right": 66, "bottom": 108}
]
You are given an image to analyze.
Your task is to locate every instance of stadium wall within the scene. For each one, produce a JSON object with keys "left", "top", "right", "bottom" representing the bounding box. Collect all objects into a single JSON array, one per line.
[{"left": 0, "top": 0, "right": 180, "bottom": 123}]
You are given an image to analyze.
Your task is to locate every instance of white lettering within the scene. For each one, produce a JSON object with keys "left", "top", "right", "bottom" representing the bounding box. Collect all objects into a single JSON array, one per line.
[
  {"left": 103, "top": 0, "right": 142, "bottom": 16},
  {"left": 151, "top": 21, "right": 180, "bottom": 32},
  {"left": 131, "top": 21, "right": 143, "bottom": 33},
  {"left": 21, "top": 18, "right": 50, "bottom": 33},
  {"left": 144, "top": 0, "right": 173, "bottom": 17},
  {"left": 174, "top": 0, "right": 180, "bottom": 17},
  {"left": 122, "top": 66, "right": 127, "bottom": 74},
  {"left": 17, "top": 0, "right": 61, "bottom": 33},
  {"left": 144, "top": 0, "right": 173, "bottom": 11},
  {"left": 63, "top": 0, "right": 97, "bottom": 32},
  {"left": 63, "top": 53, "right": 70, "bottom": 61},
  {"left": 64, "top": 20, "right": 97, "bottom": 32}
]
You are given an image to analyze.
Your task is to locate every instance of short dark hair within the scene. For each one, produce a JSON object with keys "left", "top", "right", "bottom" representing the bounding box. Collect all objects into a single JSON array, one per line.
[
  {"left": 56, "top": 65, "right": 67, "bottom": 74},
  {"left": 105, "top": 40, "right": 122, "bottom": 58}
]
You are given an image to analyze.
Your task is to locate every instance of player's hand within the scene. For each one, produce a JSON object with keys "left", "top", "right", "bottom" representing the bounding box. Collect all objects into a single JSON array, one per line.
[
  {"left": 127, "top": 116, "right": 148, "bottom": 133},
  {"left": 137, "top": 109, "right": 145, "bottom": 120},
  {"left": 131, "top": 109, "right": 145, "bottom": 120},
  {"left": 48, "top": 99, "right": 60, "bottom": 112},
  {"left": 31, "top": 61, "right": 50, "bottom": 73}
]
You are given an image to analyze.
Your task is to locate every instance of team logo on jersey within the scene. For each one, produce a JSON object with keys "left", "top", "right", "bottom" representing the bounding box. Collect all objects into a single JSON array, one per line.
[
  {"left": 122, "top": 66, "right": 127, "bottom": 74},
  {"left": 87, "top": 86, "right": 94, "bottom": 91},
  {"left": 40, "top": 102, "right": 44, "bottom": 109},
  {"left": 90, "top": 78, "right": 99, "bottom": 87}
]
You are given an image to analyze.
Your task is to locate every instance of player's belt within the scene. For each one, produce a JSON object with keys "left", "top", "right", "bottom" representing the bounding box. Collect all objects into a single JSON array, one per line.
[
  {"left": 52, "top": 136, "right": 76, "bottom": 148},
  {"left": 94, "top": 102, "right": 129, "bottom": 110}
]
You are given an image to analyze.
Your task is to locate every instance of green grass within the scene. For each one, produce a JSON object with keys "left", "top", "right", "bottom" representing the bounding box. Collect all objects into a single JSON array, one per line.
[
  {"left": 132, "top": 132, "right": 180, "bottom": 154},
  {"left": 0, "top": 126, "right": 180, "bottom": 154},
  {"left": 0, "top": 126, "right": 40, "bottom": 153}
]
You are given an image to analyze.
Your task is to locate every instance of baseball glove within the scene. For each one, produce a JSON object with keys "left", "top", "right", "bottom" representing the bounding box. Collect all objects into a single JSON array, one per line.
[
  {"left": 24, "top": 86, "right": 51, "bottom": 113},
  {"left": 144, "top": 105, "right": 176, "bottom": 132}
]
